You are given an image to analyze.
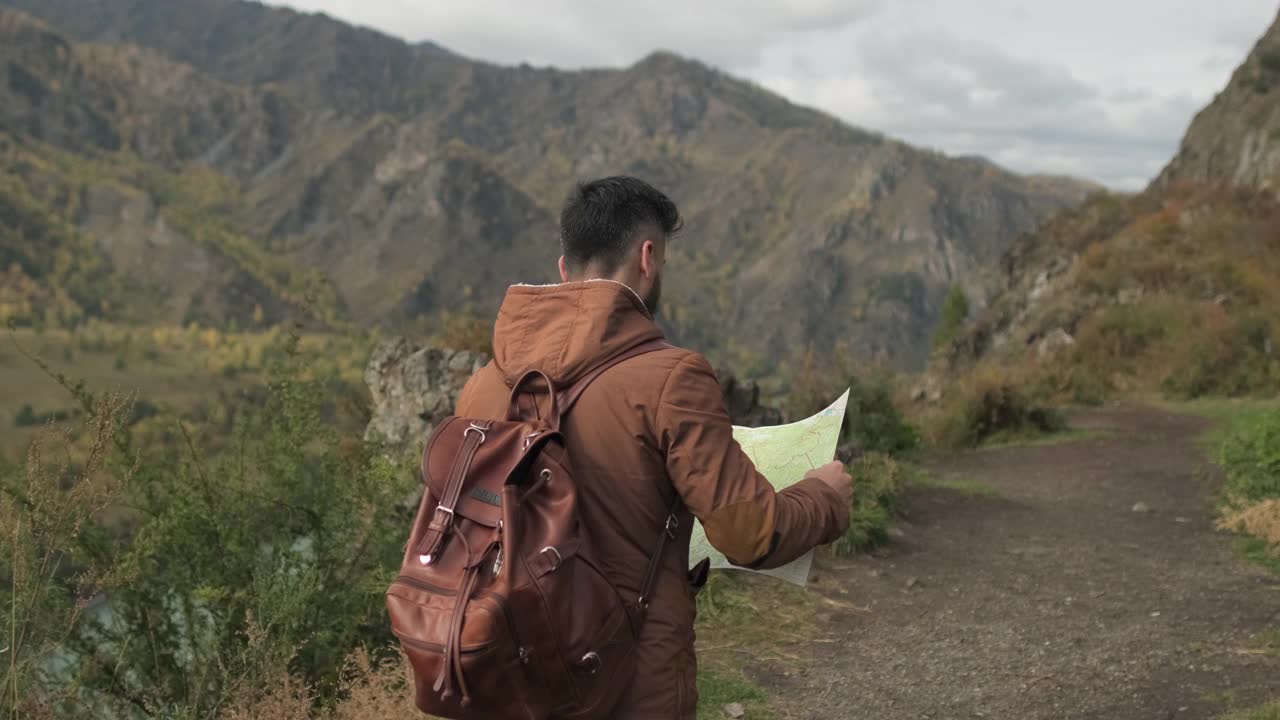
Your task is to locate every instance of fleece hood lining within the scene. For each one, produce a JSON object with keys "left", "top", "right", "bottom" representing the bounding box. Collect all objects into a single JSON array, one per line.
[{"left": 509, "top": 278, "right": 650, "bottom": 319}]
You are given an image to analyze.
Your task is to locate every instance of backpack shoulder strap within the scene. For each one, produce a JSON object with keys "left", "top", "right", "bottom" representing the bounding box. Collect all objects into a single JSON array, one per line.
[
  {"left": 556, "top": 337, "right": 684, "bottom": 614},
  {"left": 558, "top": 339, "right": 673, "bottom": 414}
]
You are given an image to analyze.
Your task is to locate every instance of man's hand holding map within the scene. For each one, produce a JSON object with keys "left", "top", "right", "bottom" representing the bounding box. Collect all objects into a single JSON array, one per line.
[{"left": 688, "top": 388, "right": 851, "bottom": 586}]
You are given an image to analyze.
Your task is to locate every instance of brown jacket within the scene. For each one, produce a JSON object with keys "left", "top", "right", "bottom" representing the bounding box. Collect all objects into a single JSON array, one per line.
[{"left": 455, "top": 280, "right": 849, "bottom": 719}]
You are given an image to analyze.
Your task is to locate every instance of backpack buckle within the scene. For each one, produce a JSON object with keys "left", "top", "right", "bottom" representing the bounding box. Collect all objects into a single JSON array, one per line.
[
  {"left": 539, "top": 546, "right": 562, "bottom": 571},
  {"left": 417, "top": 506, "right": 456, "bottom": 565},
  {"left": 432, "top": 506, "right": 456, "bottom": 526},
  {"left": 579, "top": 652, "right": 602, "bottom": 675},
  {"left": 665, "top": 514, "right": 679, "bottom": 539},
  {"left": 464, "top": 423, "right": 488, "bottom": 444}
]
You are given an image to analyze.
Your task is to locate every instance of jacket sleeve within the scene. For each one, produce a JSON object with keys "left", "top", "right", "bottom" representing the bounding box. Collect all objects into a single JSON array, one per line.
[{"left": 656, "top": 352, "right": 850, "bottom": 569}]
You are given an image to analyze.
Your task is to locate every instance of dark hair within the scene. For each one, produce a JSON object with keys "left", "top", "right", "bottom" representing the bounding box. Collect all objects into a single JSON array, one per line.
[{"left": 559, "top": 176, "right": 682, "bottom": 274}]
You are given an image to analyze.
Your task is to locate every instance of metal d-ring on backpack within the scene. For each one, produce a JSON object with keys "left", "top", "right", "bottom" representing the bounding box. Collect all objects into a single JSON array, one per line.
[{"left": 386, "top": 340, "right": 677, "bottom": 720}]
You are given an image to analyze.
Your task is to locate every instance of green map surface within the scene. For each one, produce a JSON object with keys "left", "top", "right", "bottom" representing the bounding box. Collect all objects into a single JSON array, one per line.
[{"left": 688, "top": 389, "right": 850, "bottom": 586}]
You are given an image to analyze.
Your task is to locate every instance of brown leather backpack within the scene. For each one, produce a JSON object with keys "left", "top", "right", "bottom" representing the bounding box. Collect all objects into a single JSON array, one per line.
[{"left": 386, "top": 340, "right": 677, "bottom": 719}]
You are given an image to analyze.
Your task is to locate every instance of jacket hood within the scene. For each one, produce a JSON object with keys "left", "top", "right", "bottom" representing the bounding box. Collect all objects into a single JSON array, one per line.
[{"left": 491, "top": 279, "right": 666, "bottom": 388}]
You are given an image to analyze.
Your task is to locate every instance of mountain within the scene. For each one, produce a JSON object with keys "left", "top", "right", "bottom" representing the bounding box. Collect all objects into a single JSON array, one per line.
[
  {"left": 931, "top": 10, "right": 1280, "bottom": 402},
  {"left": 1155, "top": 15, "right": 1280, "bottom": 195},
  {"left": 0, "top": 0, "right": 1095, "bottom": 371}
]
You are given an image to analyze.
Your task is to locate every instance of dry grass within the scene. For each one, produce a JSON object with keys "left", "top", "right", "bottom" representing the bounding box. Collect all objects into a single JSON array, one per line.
[
  {"left": 216, "top": 648, "right": 418, "bottom": 720},
  {"left": 329, "top": 649, "right": 419, "bottom": 720},
  {"left": 218, "top": 668, "right": 314, "bottom": 720},
  {"left": 1217, "top": 500, "right": 1280, "bottom": 556}
]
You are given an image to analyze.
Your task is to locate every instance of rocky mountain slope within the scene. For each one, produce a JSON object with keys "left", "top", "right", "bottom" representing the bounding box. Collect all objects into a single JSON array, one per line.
[
  {"left": 1155, "top": 15, "right": 1280, "bottom": 196},
  {"left": 932, "top": 10, "right": 1280, "bottom": 401},
  {"left": 0, "top": 0, "right": 1095, "bottom": 371}
]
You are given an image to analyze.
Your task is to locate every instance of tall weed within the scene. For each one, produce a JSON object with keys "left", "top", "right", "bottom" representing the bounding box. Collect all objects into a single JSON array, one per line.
[{"left": 0, "top": 393, "right": 137, "bottom": 717}]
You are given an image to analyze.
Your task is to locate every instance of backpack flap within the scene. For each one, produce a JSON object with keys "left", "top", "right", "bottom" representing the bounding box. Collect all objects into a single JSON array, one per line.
[{"left": 422, "top": 420, "right": 505, "bottom": 530}]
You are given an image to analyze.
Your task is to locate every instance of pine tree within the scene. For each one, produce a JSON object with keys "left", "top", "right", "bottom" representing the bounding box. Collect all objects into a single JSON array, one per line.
[{"left": 933, "top": 285, "right": 970, "bottom": 349}]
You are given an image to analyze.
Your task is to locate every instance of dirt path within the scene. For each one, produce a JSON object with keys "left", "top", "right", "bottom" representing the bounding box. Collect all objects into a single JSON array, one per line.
[{"left": 753, "top": 407, "right": 1280, "bottom": 719}]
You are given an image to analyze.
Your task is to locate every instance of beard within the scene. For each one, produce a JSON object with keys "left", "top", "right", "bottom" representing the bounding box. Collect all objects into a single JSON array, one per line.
[{"left": 643, "top": 274, "right": 662, "bottom": 316}]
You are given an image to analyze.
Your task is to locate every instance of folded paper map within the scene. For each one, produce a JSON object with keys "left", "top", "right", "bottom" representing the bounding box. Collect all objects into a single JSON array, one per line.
[{"left": 688, "top": 388, "right": 851, "bottom": 586}]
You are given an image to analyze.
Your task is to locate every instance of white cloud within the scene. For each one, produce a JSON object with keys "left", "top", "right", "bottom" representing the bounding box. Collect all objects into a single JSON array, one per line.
[{"left": 275, "top": 0, "right": 1279, "bottom": 189}]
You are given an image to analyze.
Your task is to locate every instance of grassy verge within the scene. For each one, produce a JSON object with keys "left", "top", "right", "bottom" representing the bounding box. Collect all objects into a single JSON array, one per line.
[
  {"left": 694, "top": 572, "right": 821, "bottom": 719},
  {"left": 1221, "top": 702, "right": 1280, "bottom": 720},
  {"left": 1235, "top": 535, "right": 1280, "bottom": 575},
  {"left": 1174, "top": 397, "right": 1280, "bottom": 573},
  {"left": 978, "top": 427, "right": 1106, "bottom": 450},
  {"left": 1254, "top": 626, "right": 1280, "bottom": 658},
  {"left": 697, "top": 670, "right": 772, "bottom": 720},
  {"left": 915, "top": 475, "right": 1003, "bottom": 498},
  {"left": 1158, "top": 396, "right": 1280, "bottom": 450}
]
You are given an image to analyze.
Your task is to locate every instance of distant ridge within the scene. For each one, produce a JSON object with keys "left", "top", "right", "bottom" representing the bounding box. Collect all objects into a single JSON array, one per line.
[{"left": 0, "top": 0, "right": 1095, "bottom": 370}]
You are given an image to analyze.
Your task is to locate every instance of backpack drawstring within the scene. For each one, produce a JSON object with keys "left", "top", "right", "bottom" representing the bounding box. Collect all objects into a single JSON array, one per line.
[{"left": 434, "top": 530, "right": 486, "bottom": 708}]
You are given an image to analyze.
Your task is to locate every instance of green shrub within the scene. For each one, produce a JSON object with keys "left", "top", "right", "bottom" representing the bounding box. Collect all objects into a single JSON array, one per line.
[
  {"left": 1079, "top": 300, "right": 1184, "bottom": 364},
  {"left": 13, "top": 402, "right": 36, "bottom": 427},
  {"left": 126, "top": 399, "right": 161, "bottom": 426},
  {"left": 13, "top": 403, "right": 73, "bottom": 428},
  {"left": 1165, "top": 312, "right": 1280, "bottom": 399},
  {"left": 786, "top": 349, "right": 919, "bottom": 457},
  {"left": 832, "top": 453, "right": 913, "bottom": 557},
  {"left": 844, "top": 375, "right": 920, "bottom": 456},
  {"left": 1218, "top": 406, "right": 1280, "bottom": 505},
  {"left": 9, "top": 335, "right": 416, "bottom": 715},
  {"left": 1027, "top": 361, "right": 1111, "bottom": 407},
  {"left": 932, "top": 371, "right": 1064, "bottom": 449},
  {"left": 435, "top": 311, "right": 493, "bottom": 355}
]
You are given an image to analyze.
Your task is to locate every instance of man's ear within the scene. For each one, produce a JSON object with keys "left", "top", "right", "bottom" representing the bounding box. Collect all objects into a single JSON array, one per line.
[
  {"left": 558, "top": 256, "right": 569, "bottom": 283},
  {"left": 639, "top": 239, "right": 657, "bottom": 278}
]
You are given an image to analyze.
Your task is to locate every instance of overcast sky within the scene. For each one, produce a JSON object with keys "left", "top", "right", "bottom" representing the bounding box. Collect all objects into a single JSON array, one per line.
[{"left": 277, "top": 0, "right": 1278, "bottom": 189}]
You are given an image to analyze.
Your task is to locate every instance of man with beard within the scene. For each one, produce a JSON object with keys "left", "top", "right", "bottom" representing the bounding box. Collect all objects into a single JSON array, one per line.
[{"left": 453, "top": 176, "right": 853, "bottom": 719}]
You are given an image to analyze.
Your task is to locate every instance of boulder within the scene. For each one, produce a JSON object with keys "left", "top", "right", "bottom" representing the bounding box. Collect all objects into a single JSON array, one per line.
[
  {"left": 718, "top": 370, "right": 784, "bottom": 428},
  {"left": 1036, "top": 328, "right": 1076, "bottom": 359},
  {"left": 363, "top": 338, "right": 489, "bottom": 448}
]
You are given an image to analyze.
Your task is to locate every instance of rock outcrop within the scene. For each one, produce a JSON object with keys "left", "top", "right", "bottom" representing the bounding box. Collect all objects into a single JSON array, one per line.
[
  {"left": 718, "top": 372, "right": 784, "bottom": 428},
  {"left": 363, "top": 338, "right": 489, "bottom": 447},
  {"left": 1156, "top": 10, "right": 1280, "bottom": 196}
]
